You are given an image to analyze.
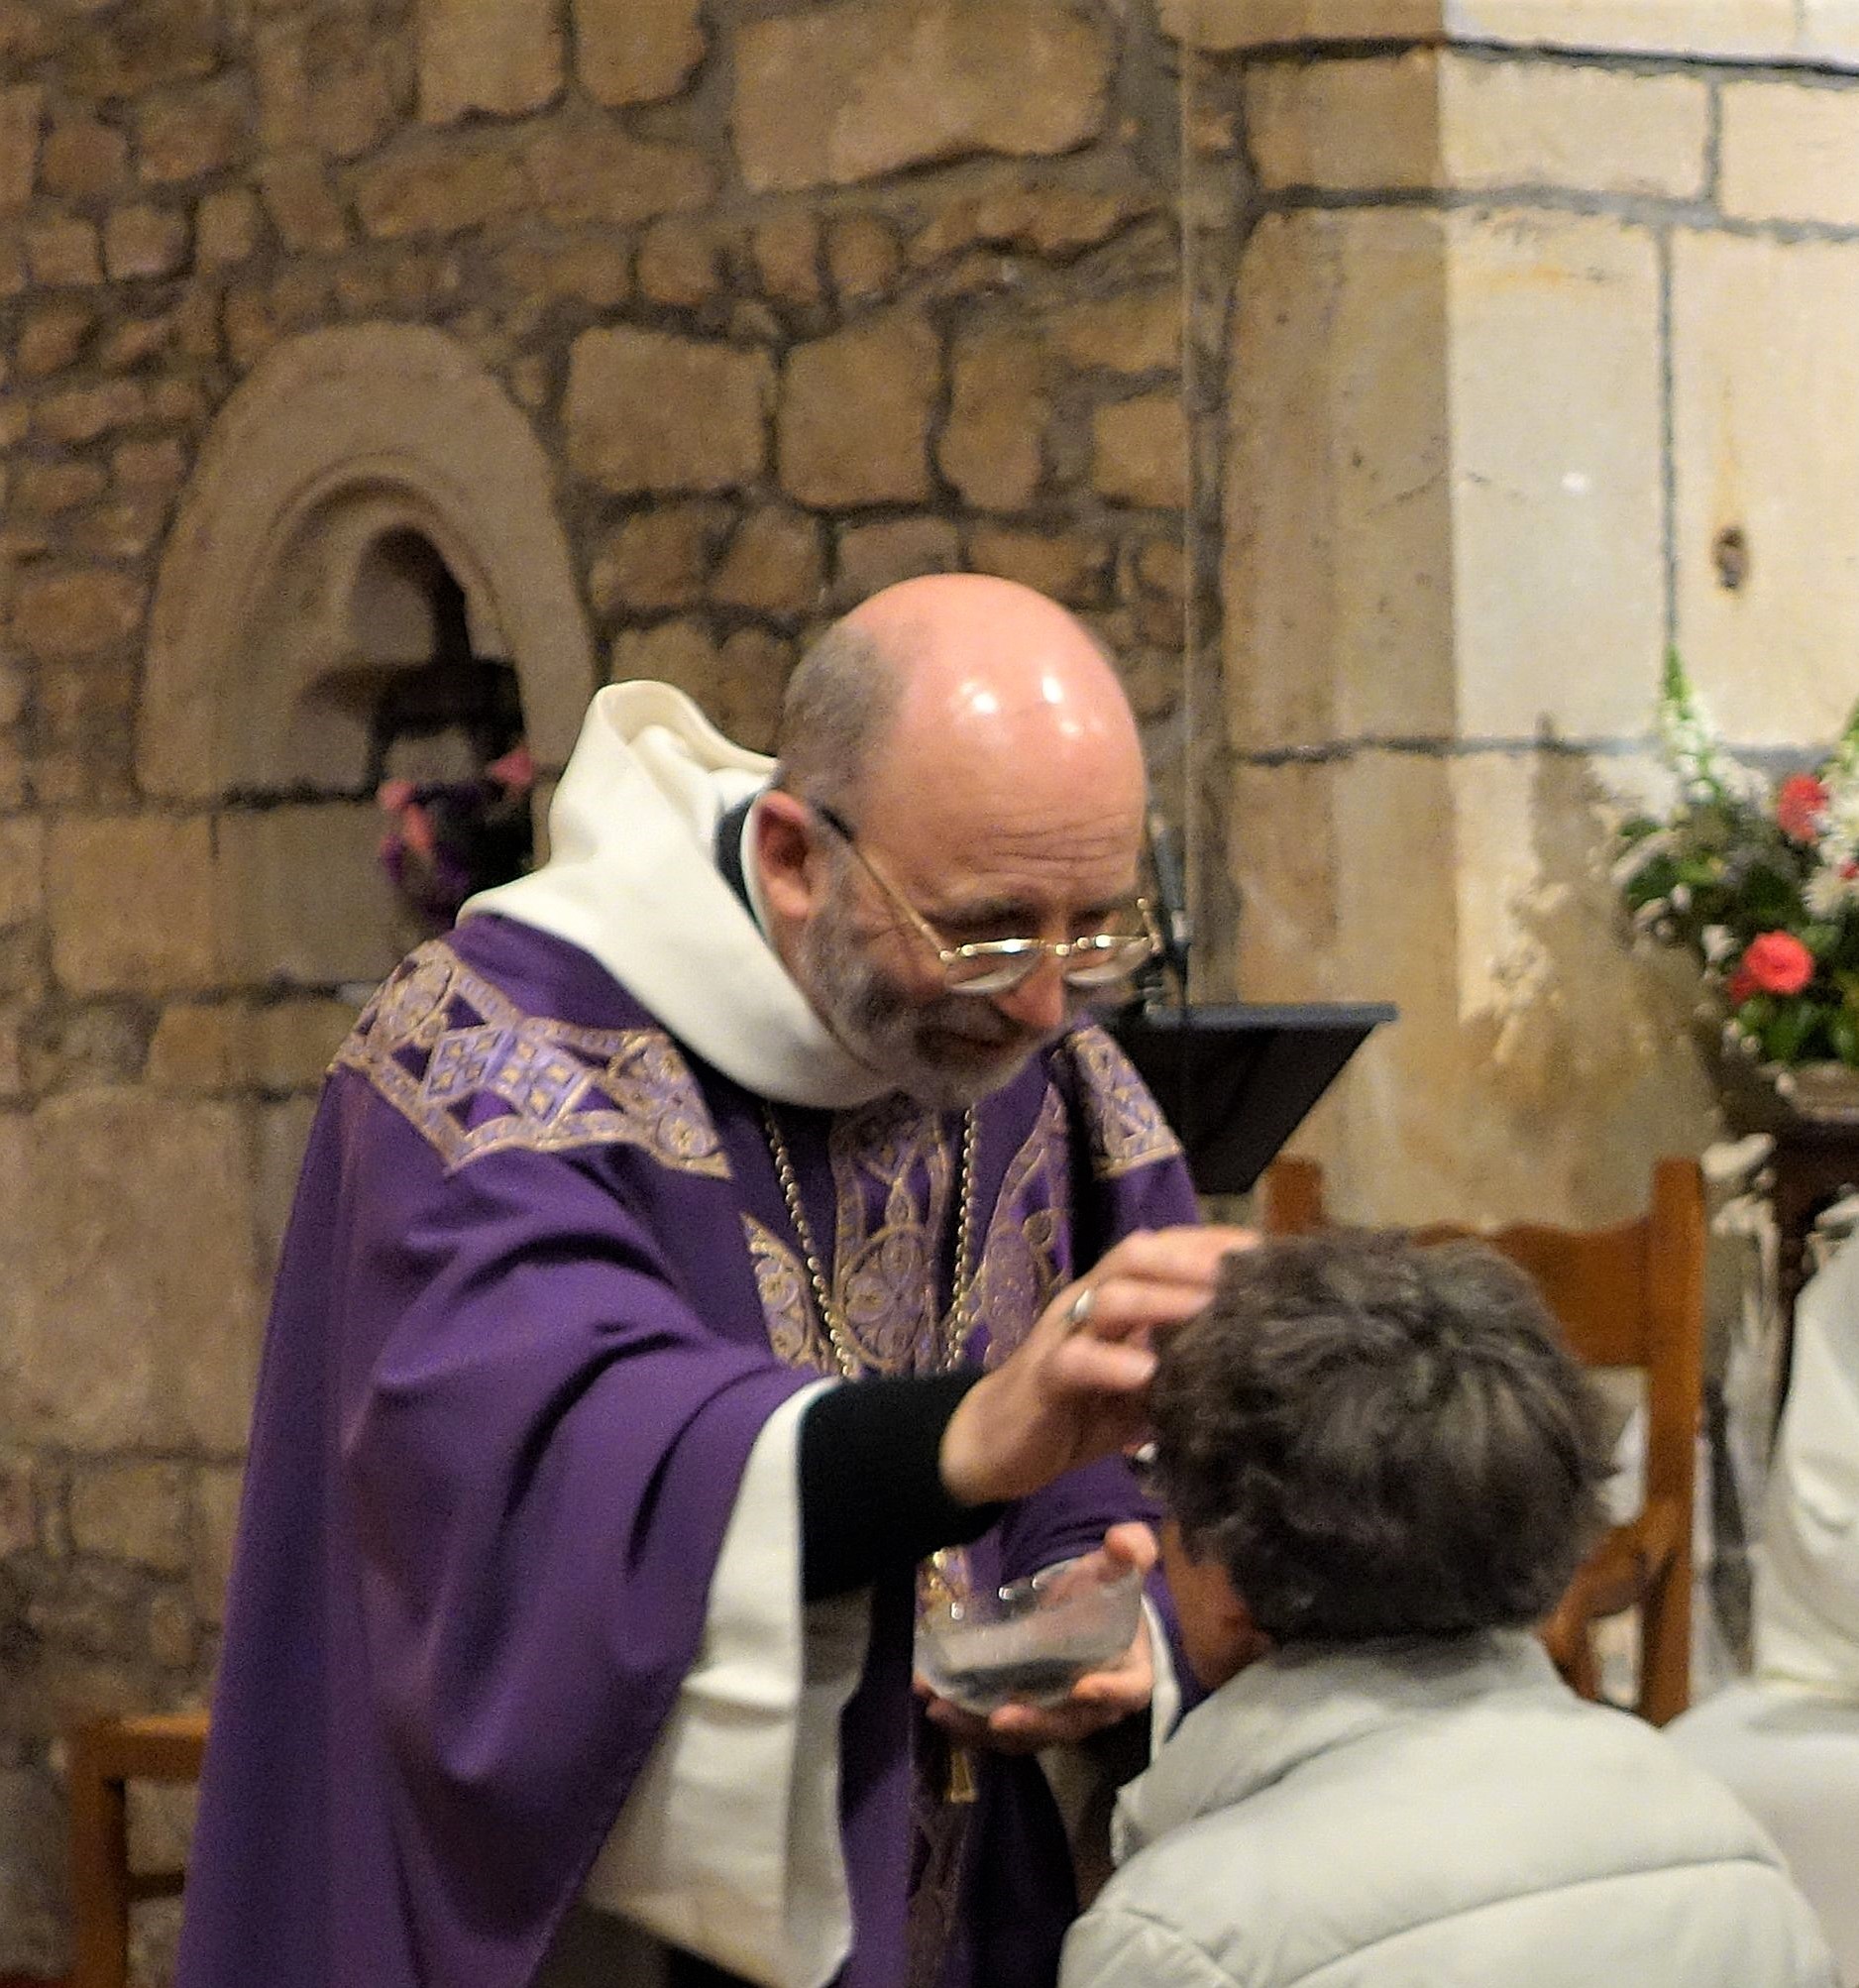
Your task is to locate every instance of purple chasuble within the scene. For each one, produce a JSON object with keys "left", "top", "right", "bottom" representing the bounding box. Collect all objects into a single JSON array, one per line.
[{"left": 176, "top": 914, "right": 1198, "bottom": 1988}]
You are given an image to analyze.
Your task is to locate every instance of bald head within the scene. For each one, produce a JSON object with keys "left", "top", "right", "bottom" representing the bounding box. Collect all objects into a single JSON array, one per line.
[{"left": 776, "top": 574, "right": 1144, "bottom": 822}]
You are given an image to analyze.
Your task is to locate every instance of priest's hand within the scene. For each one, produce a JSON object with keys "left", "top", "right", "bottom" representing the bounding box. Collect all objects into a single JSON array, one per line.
[
  {"left": 937, "top": 1224, "right": 1251, "bottom": 1508},
  {"left": 918, "top": 1523, "right": 1158, "bottom": 1753}
]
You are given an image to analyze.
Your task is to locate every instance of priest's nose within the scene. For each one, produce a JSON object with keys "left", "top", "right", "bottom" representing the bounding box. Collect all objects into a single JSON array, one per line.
[{"left": 991, "top": 959, "right": 1068, "bottom": 1037}]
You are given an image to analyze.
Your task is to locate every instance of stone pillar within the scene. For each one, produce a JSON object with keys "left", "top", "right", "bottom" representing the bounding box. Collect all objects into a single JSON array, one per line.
[{"left": 1173, "top": 1, "right": 1859, "bottom": 1222}]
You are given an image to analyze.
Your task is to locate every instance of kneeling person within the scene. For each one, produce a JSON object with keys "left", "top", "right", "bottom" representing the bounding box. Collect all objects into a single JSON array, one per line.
[{"left": 1061, "top": 1232, "right": 1837, "bottom": 1988}]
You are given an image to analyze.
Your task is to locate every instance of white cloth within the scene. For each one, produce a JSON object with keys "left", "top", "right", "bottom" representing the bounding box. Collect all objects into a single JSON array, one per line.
[
  {"left": 463, "top": 681, "right": 890, "bottom": 1110},
  {"left": 1672, "top": 1682, "right": 1859, "bottom": 1986},
  {"left": 1756, "top": 1230, "right": 1859, "bottom": 1692},
  {"left": 1061, "top": 1633, "right": 1835, "bottom": 1988},
  {"left": 583, "top": 1386, "right": 867, "bottom": 1988}
]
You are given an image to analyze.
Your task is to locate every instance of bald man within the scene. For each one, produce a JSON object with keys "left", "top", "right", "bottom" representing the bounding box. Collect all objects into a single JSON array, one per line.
[{"left": 178, "top": 578, "right": 1227, "bottom": 1988}]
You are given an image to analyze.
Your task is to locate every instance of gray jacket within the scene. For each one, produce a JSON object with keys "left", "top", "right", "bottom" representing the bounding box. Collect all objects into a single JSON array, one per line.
[{"left": 1060, "top": 1632, "right": 1836, "bottom": 1988}]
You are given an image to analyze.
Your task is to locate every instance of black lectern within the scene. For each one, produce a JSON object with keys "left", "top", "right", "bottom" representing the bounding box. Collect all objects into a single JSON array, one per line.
[{"left": 1107, "top": 1001, "right": 1397, "bottom": 1195}]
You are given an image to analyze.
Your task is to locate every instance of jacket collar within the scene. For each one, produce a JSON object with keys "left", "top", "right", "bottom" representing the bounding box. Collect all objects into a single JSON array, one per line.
[{"left": 1115, "top": 1631, "right": 1561, "bottom": 1864}]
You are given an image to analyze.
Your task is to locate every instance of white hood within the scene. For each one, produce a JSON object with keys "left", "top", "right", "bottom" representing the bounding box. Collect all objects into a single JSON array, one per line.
[{"left": 460, "top": 682, "right": 892, "bottom": 1111}]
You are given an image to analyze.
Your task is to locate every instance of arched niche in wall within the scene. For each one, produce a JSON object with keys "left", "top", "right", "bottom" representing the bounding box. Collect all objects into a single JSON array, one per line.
[{"left": 140, "top": 323, "right": 595, "bottom": 990}]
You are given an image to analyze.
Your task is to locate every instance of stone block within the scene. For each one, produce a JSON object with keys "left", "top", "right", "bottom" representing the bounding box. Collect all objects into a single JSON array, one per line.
[
  {"left": 418, "top": 0, "right": 563, "bottom": 122},
  {"left": 191, "top": 1463, "right": 243, "bottom": 1624},
  {"left": 734, "top": 0, "right": 1113, "bottom": 194},
  {"left": 1247, "top": 51, "right": 1440, "bottom": 191},
  {"left": 608, "top": 620, "right": 790, "bottom": 750},
  {"left": 0, "top": 81, "right": 40, "bottom": 210},
  {"left": 0, "top": 816, "right": 42, "bottom": 928},
  {"left": 212, "top": 803, "right": 408, "bottom": 987},
  {"left": 968, "top": 524, "right": 1113, "bottom": 606},
  {"left": 103, "top": 203, "right": 190, "bottom": 281},
  {"left": 521, "top": 121, "right": 712, "bottom": 228},
  {"left": 355, "top": 133, "right": 530, "bottom": 239},
  {"left": 1046, "top": 288, "right": 1181, "bottom": 374},
  {"left": 16, "top": 301, "right": 94, "bottom": 378},
  {"left": 0, "top": 1450, "right": 37, "bottom": 1555},
  {"left": 255, "top": 1095, "right": 316, "bottom": 1276},
  {"left": 1804, "top": 0, "right": 1859, "bottom": 59},
  {"left": 66, "top": 0, "right": 221, "bottom": 99},
  {"left": 135, "top": 78, "right": 248, "bottom": 184},
  {"left": 565, "top": 327, "right": 773, "bottom": 495},
  {"left": 0, "top": 1091, "right": 262, "bottom": 1452},
  {"left": 147, "top": 1003, "right": 241, "bottom": 1091},
  {"left": 494, "top": 236, "right": 630, "bottom": 309},
  {"left": 637, "top": 217, "right": 726, "bottom": 308},
  {"left": 148, "top": 1592, "right": 197, "bottom": 1669},
  {"left": 1721, "top": 80, "right": 1859, "bottom": 226},
  {"left": 1448, "top": 211, "right": 1664, "bottom": 738},
  {"left": 827, "top": 214, "right": 903, "bottom": 304},
  {"left": 68, "top": 1461, "right": 190, "bottom": 1572},
  {"left": 253, "top": 998, "right": 357, "bottom": 1091},
  {"left": 34, "top": 379, "right": 145, "bottom": 443},
  {"left": 711, "top": 506, "right": 826, "bottom": 619},
  {"left": 259, "top": 155, "right": 349, "bottom": 254},
  {"left": 753, "top": 212, "right": 823, "bottom": 307},
  {"left": 13, "top": 462, "right": 110, "bottom": 515},
  {"left": 41, "top": 114, "right": 130, "bottom": 199},
  {"left": 1091, "top": 392, "right": 1187, "bottom": 509},
  {"left": 834, "top": 517, "right": 961, "bottom": 606},
  {"left": 1158, "top": 0, "right": 1442, "bottom": 47},
  {"left": 97, "top": 313, "right": 177, "bottom": 371},
  {"left": 587, "top": 501, "right": 731, "bottom": 615},
  {"left": 1440, "top": 53, "right": 1708, "bottom": 198},
  {"left": 50, "top": 816, "right": 215, "bottom": 994},
  {"left": 574, "top": 0, "right": 706, "bottom": 106},
  {"left": 938, "top": 330, "right": 1047, "bottom": 510},
  {"left": 0, "top": 1766, "right": 66, "bottom": 1981},
  {"left": 1450, "top": 0, "right": 1797, "bottom": 60},
  {"left": 1225, "top": 209, "right": 1454, "bottom": 754},
  {"left": 1674, "top": 230, "right": 1859, "bottom": 743},
  {"left": 779, "top": 308, "right": 938, "bottom": 507},
  {"left": 26, "top": 216, "right": 102, "bottom": 287},
  {"left": 113, "top": 437, "right": 188, "bottom": 494},
  {"left": 11, "top": 567, "right": 147, "bottom": 663},
  {"left": 908, "top": 183, "right": 1146, "bottom": 266}
]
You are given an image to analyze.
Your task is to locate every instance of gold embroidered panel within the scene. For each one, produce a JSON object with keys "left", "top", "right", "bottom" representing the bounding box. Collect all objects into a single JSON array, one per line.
[
  {"left": 746, "top": 1088, "right": 1069, "bottom": 1379},
  {"left": 1065, "top": 1023, "right": 1184, "bottom": 1180},
  {"left": 334, "top": 941, "right": 730, "bottom": 1177}
]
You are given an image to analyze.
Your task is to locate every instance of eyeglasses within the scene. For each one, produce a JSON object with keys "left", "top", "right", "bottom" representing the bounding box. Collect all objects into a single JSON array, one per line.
[{"left": 811, "top": 803, "right": 1160, "bottom": 998}]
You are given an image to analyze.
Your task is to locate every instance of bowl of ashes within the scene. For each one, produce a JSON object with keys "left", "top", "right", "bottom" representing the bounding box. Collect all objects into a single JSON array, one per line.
[{"left": 915, "top": 1554, "right": 1145, "bottom": 1715}]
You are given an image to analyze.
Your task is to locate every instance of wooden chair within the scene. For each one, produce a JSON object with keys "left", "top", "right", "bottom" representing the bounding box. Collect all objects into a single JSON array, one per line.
[
  {"left": 1259, "top": 1156, "right": 1706, "bottom": 1726},
  {"left": 66, "top": 1712, "right": 209, "bottom": 1988}
]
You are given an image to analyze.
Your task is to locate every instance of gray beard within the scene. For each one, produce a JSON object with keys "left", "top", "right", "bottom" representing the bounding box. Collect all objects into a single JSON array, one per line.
[{"left": 794, "top": 889, "right": 1058, "bottom": 1111}]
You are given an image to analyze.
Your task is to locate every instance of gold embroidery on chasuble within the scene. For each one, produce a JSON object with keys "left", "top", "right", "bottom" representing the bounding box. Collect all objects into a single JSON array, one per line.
[
  {"left": 333, "top": 940, "right": 731, "bottom": 1178},
  {"left": 747, "top": 1087, "right": 1071, "bottom": 1379},
  {"left": 1066, "top": 1022, "right": 1183, "bottom": 1180}
]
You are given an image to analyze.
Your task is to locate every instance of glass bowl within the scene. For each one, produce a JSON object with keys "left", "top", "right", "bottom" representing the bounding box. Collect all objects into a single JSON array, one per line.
[{"left": 915, "top": 1555, "right": 1145, "bottom": 1715}]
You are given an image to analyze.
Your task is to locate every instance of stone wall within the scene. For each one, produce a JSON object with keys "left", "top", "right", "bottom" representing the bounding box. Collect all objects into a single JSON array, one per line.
[
  {"left": 1172, "top": 7, "right": 1859, "bottom": 1226},
  {"left": 0, "top": 1, "right": 1190, "bottom": 1975}
]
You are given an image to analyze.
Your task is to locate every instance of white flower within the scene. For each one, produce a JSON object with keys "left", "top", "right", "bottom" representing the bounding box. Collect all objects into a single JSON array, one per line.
[
  {"left": 1702, "top": 925, "right": 1736, "bottom": 963},
  {"left": 1805, "top": 865, "right": 1859, "bottom": 920}
]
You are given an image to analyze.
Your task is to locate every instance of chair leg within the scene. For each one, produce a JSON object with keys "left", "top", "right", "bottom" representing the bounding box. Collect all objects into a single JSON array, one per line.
[
  {"left": 1638, "top": 1549, "right": 1693, "bottom": 1726},
  {"left": 66, "top": 1727, "right": 130, "bottom": 1988}
]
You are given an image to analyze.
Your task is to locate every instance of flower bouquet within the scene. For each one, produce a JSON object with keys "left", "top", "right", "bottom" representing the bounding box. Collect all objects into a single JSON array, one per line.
[{"left": 1615, "top": 653, "right": 1859, "bottom": 1086}]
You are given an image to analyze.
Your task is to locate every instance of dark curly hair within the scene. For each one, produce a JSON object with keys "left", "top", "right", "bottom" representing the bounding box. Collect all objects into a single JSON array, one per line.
[{"left": 1149, "top": 1232, "right": 1610, "bottom": 1644}]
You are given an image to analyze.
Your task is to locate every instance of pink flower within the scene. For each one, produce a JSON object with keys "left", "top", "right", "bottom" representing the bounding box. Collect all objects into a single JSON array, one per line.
[
  {"left": 1732, "top": 930, "right": 1815, "bottom": 1002},
  {"left": 1777, "top": 773, "right": 1829, "bottom": 842},
  {"left": 487, "top": 743, "right": 535, "bottom": 793}
]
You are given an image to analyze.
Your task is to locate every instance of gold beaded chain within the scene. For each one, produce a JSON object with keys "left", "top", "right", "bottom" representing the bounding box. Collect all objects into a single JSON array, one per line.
[{"left": 761, "top": 1104, "right": 980, "bottom": 1380}]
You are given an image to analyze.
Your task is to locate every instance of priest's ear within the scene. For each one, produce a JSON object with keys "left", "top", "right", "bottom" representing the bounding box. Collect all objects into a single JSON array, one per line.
[{"left": 753, "top": 788, "right": 830, "bottom": 927}]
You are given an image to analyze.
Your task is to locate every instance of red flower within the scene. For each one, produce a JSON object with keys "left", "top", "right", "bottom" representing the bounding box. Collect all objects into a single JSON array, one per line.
[
  {"left": 1731, "top": 931, "right": 1815, "bottom": 1003},
  {"left": 1777, "top": 773, "right": 1830, "bottom": 841}
]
